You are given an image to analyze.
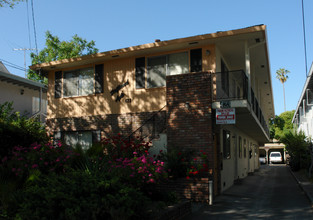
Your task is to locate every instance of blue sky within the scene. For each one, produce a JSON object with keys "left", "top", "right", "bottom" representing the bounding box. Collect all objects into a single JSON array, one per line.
[{"left": 0, "top": 0, "right": 312, "bottom": 116}]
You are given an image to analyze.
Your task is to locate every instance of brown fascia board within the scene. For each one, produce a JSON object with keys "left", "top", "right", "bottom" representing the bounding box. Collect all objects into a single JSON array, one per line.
[{"left": 30, "top": 24, "right": 266, "bottom": 72}]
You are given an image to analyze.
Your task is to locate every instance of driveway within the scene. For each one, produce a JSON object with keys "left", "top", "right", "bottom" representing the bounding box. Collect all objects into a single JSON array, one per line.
[{"left": 182, "top": 164, "right": 313, "bottom": 219}]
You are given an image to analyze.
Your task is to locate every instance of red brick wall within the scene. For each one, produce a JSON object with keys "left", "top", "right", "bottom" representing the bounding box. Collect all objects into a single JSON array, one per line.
[
  {"left": 166, "top": 71, "right": 214, "bottom": 169},
  {"left": 46, "top": 111, "right": 166, "bottom": 140},
  {"left": 158, "top": 178, "right": 210, "bottom": 203}
]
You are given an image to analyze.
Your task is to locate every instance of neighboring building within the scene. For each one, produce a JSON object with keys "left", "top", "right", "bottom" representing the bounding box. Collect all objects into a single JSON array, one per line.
[
  {"left": 292, "top": 62, "right": 313, "bottom": 138},
  {"left": 0, "top": 62, "right": 47, "bottom": 122},
  {"left": 30, "top": 25, "right": 274, "bottom": 196}
]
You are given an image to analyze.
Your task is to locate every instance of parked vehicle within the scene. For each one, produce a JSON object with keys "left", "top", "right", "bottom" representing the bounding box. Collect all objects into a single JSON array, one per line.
[
  {"left": 259, "top": 155, "right": 267, "bottom": 164},
  {"left": 269, "top": 152, "right": 282, "bottom": 164}
]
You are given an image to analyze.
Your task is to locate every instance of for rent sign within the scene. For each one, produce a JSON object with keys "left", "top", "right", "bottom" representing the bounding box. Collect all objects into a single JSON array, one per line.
[{"left": 216, "top": 108, "right": 236, "bottom": 124}]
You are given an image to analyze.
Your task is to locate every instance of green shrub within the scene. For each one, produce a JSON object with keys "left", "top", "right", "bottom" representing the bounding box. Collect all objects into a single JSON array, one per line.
[
  {"left": 281, "top": 131, "right": 311, "bottom": 171},
  {"left": 16, "top": 170, "right": 150, "bottom": 220},
  {"left": 0, "top": 102, "right": 48, "bottom": 158}
]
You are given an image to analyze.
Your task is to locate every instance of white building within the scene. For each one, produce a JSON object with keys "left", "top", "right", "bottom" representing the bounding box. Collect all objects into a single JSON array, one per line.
[
  {"left": 292, "top": 62, "right": 313, "bottom": 137},
  {"left": 0, "top": 62, "right": 47, "bottom": 122}
]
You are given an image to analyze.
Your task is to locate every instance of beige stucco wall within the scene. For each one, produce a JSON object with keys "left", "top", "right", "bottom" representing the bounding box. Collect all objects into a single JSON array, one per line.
[
  {"left": 0, "top": 80, "right": 47, "bottom": 117},
  {"left": 219, "top": 125, "right": 259, "bottom": 192},
  {"left": 47, "top": 45, "right": 216, "bottom": 119}
]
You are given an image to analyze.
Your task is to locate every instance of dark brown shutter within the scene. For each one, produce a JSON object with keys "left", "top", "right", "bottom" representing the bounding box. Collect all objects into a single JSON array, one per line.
[
  {"left": 95, "top": 64, "right": 104, "bottom": 94},
  {"left": 55, "top": 71, "right": 62, "bottom": 98},
  {"left": 190, "top": 48, "right": 202, "bottom": 72},
  {"left": 135, "top": 57, "right": 145, "bottom": 89}
]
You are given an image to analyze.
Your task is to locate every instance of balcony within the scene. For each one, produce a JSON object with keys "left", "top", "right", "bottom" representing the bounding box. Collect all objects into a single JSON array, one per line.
[{"left": 213, "top": 70, "right": 270, "bottom": 144}]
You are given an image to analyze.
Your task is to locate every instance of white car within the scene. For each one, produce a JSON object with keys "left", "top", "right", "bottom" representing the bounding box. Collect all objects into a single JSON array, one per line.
[{"left": 269, "top": 152, "right": 282, "bottom": 164}]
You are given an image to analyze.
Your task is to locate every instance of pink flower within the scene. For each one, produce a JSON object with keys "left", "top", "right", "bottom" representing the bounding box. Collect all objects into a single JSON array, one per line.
[
  {"left": 147, "top": 178, "right": 155, "bottom": 183},
  {"left": 32, "top": 164, "right": 38, "bottom": 169}
]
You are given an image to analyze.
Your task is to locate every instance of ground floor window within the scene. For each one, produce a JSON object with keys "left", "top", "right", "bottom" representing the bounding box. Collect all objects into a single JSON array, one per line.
[
  {"left": 64, "top": 131, "right": 93, "bottom": 150},
  {"left": 54, "top": 130, "right": 101, "bottom": 150}
]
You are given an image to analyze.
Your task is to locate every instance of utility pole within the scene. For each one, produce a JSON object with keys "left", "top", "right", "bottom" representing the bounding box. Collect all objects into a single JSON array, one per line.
[{"left": 13, "top": 48, "right": 37, "bottom": 77}]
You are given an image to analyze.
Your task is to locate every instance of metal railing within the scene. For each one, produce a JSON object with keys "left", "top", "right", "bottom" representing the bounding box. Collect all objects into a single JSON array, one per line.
[
  {"left": 126, "top": 105, "right": 167, "bottom": 142},
  {"left": 215, "top": 70, "right": 269, "bottom": 137},
  {"left": 215, "top": 70, "right": 248, "bottom": 100}
]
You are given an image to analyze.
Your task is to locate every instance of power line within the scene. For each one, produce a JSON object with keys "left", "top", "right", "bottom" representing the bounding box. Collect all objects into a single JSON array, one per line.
[
  {"left": 302, "top": 0, "right": 308, "bottom": 77},
  {"left": 26, "top": 0, "right": 32, "bottom": 49},
  {"left": 0, "top": 58, "right": 26, "bottom": 72},
  {"left": 31, "top": 0, "right": 38, "bottom": 55}
]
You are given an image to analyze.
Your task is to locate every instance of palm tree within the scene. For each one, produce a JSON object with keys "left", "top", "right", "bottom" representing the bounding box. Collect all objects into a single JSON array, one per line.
[{"left": 276, "top": 68, "right": 290, "bottom": 112}]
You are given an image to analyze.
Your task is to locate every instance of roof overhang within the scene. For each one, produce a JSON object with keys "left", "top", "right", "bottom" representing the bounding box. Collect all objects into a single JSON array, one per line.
[
  {"left": 0, "top": 70, "right": 47, "bottom": 92},
  {"left": 30, "top": 24, "right": 268, "bottom": 72},
  {"left": 292, "top": 62, "right": 313, "bottom": 123}
]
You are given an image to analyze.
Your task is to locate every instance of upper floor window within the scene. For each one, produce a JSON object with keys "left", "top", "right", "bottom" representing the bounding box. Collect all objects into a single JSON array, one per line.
[
  {"left": 136, "top": 49, "right": 202, "bottom": 89},
  {"left": 147, "top": 52, "right": 189, "bottom": 88},
  {"left": 54, "top": 64, "right": 104, "bottom": 99},
  {"left": 64, "top": 67, "right": 94, "bottom": 97}
]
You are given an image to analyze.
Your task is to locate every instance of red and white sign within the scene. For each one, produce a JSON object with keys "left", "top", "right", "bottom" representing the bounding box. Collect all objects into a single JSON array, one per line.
[{"left": 216, "top": 108, "right": 236, "bottom": 124}]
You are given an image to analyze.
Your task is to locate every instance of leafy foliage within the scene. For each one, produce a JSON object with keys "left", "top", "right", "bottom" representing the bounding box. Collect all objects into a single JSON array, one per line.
[
  {"left": 269, "top": 110, "right": 295, "bottom": 140},
  {"left": 28, "top": 31, "right": 99, "bottom": 83},
  {"left": 16, "top": 171, "right": 150, "bottom": 220},
  {"left": 160, "top": 148, "right": 210, "bottom": 179},
  {"left": 0, "top": 102, "right": 48, "bottom": 158},
  {"left": 0, "top": 135, "right": 176, "bottom": 219},
  {"left": 0, "top": 0, "right": 24, "bottom": 8},
  {"left": 276, "top": 68, "right": 290, "bottom": 84},
  {"left": 280, "top": 130, "right": 311, "bottom": 171}
]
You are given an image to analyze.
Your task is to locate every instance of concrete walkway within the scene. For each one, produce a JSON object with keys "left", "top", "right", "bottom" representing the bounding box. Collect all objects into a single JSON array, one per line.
[
  {"left": 182, "top": 165, "right": 313, "bottom": 219},
  {"left": 290, "top": 168, "right": 313, "bottom": 207}
]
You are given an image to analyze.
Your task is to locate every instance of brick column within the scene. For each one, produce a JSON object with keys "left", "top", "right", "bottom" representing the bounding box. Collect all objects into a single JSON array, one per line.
[{"left": 166, "top": 72, "right": 213, "bottom": 169}]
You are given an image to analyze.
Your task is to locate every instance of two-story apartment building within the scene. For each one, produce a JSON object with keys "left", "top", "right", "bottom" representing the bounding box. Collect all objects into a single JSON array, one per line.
[
  {"left": 292, "top": 62, "right": 313, "bottom": 137},
  {"left": 30, "top": 25, "right": 274, "bottom": 196}
]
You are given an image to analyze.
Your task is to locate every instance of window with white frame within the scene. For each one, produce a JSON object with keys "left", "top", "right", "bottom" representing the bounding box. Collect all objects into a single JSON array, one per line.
[{"left": 63, "top": 67, "right": 94, "bottom": 97}]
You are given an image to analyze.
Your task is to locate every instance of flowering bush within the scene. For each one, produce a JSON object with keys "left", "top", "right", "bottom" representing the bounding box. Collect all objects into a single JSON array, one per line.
[
  {"left": 109, "top": 153, "right": 168, "bottom": 189},
  {"left": 1, "top": 135, "right": 174, "bottom": 219},
  {"left": 186, "top": 150, "right": 209, "bottom": 179},
  {"left": 101, "top": 134, "right": 151, "bottom": 160},
  {"left": 160, "top": 148, "right": 210, "bottom": 179}
]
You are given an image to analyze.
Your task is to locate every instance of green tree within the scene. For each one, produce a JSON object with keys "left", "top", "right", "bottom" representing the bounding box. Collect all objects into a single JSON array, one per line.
[
  {"left": 269, "top": 110, "right": 295, "bottom": 140},
  {"left": 28, "top": 31, "right": 99, "bottom": 84},
  {"left": 276, "top": 68, "right": 290, "bottom": 112},
  {"left": 0, "top": 0, "right": 24, "bottom": 8}
]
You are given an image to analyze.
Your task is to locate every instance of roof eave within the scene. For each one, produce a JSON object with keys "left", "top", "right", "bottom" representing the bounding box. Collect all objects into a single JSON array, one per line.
[{"left": 30, "top": 24, "right": 267, "bottom": 72}]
